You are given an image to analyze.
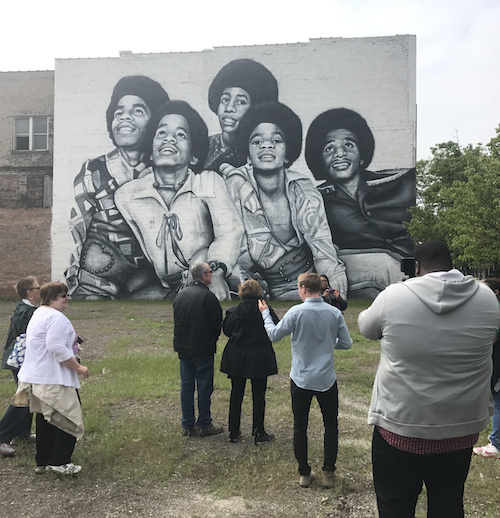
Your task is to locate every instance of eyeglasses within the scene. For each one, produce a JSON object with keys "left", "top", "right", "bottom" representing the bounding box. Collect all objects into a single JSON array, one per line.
[
  {"left": 58, "top": 293, "right": 69, "bottom": 298},
  {"left": 204, "top": 270, "right": 213, "bottom": 274}
]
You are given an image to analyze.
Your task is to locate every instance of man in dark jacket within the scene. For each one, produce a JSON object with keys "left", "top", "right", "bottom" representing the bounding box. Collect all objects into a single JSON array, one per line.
[{"left": 173, "top": 262, "right": 223, "bottom": 437}]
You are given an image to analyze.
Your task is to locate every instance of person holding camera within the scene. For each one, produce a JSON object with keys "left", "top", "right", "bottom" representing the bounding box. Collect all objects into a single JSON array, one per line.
[{"left": 320, "top": 275, "right": 347, "bottom": 312}]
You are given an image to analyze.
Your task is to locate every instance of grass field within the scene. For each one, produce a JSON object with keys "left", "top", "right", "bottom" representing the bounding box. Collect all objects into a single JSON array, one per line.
[{"left": 0, "top": 298, "right": 498, "bottom": 518}]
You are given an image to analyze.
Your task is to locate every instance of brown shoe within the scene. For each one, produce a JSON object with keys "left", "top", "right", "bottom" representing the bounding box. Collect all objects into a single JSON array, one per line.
[
  {"left": 299, "top": 471, "right": 315, "bottom": 488},
  {"left": 199, "top": 423, "right": 223, "bottom": 437},
  {"left": 322, "top": 470, "right": 335, "bottom": 488},
  {"left": 182, "top": 426, "right": 199, "bottom": 437}
]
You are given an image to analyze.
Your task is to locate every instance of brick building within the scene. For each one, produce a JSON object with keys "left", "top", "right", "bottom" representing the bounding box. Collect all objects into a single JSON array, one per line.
[{"left": 0, "top": 70, "right": 54, "bottom": 208}]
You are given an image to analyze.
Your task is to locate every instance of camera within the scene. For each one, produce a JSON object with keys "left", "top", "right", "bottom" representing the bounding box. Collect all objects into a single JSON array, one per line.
[{"left": 400, "top": 257, "right": 415, "bottom": 278}]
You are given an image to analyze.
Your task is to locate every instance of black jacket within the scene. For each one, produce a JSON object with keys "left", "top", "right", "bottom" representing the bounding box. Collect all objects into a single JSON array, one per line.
[
  {"left": 173, "top": 281, "right": 222, "bottom": 356},
  {"left": 1, "top": 301, "right": 37, "bottom": 371},
  {"left": 319, "top": 168, "right": 415, "bottom": 257},
  {"left": 220, "top": 298, "right": 279, "bottom": 379},
  {"left": 322, "top": 292, "right": 348, "bottom": 311}
]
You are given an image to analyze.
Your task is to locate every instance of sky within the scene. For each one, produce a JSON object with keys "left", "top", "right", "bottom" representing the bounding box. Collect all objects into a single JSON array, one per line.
[{"left": 1, "top": 0, "right": 498, "bottom": 160}]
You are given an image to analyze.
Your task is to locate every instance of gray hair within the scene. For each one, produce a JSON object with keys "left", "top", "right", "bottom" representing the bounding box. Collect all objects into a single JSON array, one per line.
[{"left": 191, "top": 262, "right": 208, "bottom": 281}]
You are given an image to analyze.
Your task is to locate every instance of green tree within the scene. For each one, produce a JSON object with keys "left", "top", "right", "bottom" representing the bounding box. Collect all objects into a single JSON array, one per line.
[{"left": 407, "top": 126, "right": 500, "bottom": 269}]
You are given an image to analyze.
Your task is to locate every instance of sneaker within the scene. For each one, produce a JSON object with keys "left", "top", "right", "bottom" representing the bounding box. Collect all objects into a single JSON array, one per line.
[
  {"left": 0, "top": 443, "right": 15, "bottom": 456},
  {"left": 322, "top": 470, "right": 335, "bottom": 488},
  {"left": 473, "top": 442, "right": 500, "bottom": 458},
  {"left": 34, "top": 466, "right": 46, "bottom": 474},
  {"left": 255, "top": 432, "right": 275, "bottom": 445},
  {"left": 182, "top": 426, "right": 200, "bottom": 437},
  {"left": 199, "top": 423, "right": 223, "bottom": 437},
  {"left": 46, "top": 463, "right": 82, "bottom": 475},
  {"left": 299, "top": 471, "right": 316, "bottom": 488},
  {"left": 229, "top": 431, "right": 242, "bottom": 443}
]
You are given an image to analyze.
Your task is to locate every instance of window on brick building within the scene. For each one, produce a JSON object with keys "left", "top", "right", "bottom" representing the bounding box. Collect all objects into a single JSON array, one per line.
[{"left": 14, "top": 117, "right": 48, "bottom": 151}]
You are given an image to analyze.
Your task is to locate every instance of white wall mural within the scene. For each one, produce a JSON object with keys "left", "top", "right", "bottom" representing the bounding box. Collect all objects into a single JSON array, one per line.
[{"left": 52, "top": 36, "right": 416, "bottom": 300}]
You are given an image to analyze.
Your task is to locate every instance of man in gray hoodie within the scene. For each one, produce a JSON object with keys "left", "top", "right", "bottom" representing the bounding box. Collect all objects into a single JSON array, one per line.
[{"left": 358, "top": 241, "right": 500, "bottom": 518}]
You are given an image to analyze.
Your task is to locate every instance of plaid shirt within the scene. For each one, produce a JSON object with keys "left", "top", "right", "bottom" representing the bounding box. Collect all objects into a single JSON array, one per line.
[{"left": 378, "top": 426, "right": 479, "bottom": 455}]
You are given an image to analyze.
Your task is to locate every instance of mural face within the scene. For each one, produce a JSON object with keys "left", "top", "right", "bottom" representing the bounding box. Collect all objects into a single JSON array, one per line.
[
  {"left": 55, "top": 37, "right": 417, "bottom": 301},
  {"left": 248, "top": 123, "right": 286, "bottom": 171},
  {"left": 217, "top": 87, "right": 251, "bottom": 136},
  {"left": 322, "top": 129, "right": 361, "bottom": 185},
  {"left": 111, "top": 95, "right": 151, "bottom": 150},
  {"left": 152, "top": 114, "right": 194, "bottom": 170}
]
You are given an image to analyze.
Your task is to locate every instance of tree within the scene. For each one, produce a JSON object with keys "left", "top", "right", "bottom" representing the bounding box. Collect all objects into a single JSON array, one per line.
[{"left": 407, "top": 126, "right": 500, "bottom": 269}]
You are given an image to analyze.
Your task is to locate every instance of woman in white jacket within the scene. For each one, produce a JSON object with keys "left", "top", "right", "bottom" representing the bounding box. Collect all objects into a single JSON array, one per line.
[{"left": 18, "top": 282, "right": 89, "bottom": 475}]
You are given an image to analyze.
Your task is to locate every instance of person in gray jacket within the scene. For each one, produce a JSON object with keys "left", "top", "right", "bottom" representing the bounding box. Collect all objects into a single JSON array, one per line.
[{"left": 358, "top": 241, "right": 500, "bottom": 518}]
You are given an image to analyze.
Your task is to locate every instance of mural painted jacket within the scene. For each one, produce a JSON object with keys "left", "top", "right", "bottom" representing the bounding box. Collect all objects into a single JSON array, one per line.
[
  {"left": 204, "top": 133, "right": 246, "bottom": 172},
  {"left": 115, "top": 170, "right": 244, "bottom": 295},
  {"left": 66, "top": 149, "right": 152, "bottom": 298},
  {"left": 318, "top": 168, "right": 415, "bottom": 257},
  {"left": 221, "top": 164, "right": 347, "bottom": 299}
]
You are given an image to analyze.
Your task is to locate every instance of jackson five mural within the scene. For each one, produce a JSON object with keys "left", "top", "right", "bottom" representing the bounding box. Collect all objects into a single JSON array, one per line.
[{"left": 65, "top": 58, "right": 416, "bottom": 301}]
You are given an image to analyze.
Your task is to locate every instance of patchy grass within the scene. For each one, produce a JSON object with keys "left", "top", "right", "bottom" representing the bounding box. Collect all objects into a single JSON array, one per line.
[{"left": 0, "top": 297, "right": 499, "bottom": 517}]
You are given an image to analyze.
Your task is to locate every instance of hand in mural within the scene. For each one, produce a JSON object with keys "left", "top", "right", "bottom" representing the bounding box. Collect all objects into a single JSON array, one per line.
[
  {"left": 329, "top": 273, "right": 348, "bottom": 299},
  {"left": 210, "top": 270, "right": 231, "bottom": 301}
]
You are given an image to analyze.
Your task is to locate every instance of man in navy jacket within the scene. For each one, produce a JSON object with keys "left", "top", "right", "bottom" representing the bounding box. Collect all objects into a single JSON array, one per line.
[{"left": 174, "top": 262, "right": 223, "bottom": 437}]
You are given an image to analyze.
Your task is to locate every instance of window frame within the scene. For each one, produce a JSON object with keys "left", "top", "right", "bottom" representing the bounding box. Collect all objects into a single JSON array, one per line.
[{"left": 13, "top": 116, "right": 49, "bottom": 151}]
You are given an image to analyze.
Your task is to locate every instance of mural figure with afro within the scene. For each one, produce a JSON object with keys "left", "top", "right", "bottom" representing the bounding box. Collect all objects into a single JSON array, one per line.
[
  {"left": 67, "top": 76, "right": 170, "bottom": 299},
  {"left": 115, "top": 100, "right": 243, "bottom": 301},
  {"left": 221, "top": 101, "right": 347, "bottom": 300},
  {"left": 306, "top": 108, "right": 415, "bottom": 298}
]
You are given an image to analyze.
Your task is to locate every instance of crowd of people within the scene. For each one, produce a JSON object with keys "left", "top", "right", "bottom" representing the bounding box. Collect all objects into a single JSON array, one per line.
[{"left": 2, "top": 240, "right": 500, "bottom": 518}]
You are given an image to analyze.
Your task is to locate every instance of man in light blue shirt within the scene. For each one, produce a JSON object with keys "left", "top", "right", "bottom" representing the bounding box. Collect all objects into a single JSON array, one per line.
[{"left": 259, "top": 272, "right": 352, "bottom": 488}]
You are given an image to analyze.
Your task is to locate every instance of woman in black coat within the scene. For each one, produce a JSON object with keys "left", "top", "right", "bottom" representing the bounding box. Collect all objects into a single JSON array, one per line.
[
  {"left": 0, "top": 276, "right": 40, "bottom": 456},
  {"left": 220, "top": 279, "right": 279, "bottom": 444}
]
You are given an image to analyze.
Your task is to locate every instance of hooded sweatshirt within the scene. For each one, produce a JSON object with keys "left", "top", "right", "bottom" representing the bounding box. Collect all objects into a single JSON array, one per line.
[{"left": 358, "top": 270, "right": 500, "bottom": 440}]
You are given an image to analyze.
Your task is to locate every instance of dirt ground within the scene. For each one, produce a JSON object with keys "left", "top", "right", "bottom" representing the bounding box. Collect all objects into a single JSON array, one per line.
[{"left": 0, "top": 208, "right": 52, "bottom": 296}]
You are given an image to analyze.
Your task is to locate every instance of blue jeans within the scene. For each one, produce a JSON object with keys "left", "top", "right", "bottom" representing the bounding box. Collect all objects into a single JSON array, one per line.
[
  {"left": 490, "top": 389, "right": 500, "bottom": 450},
  {"left": 179, "top": 354, "right": 214, "bottom": 430}
]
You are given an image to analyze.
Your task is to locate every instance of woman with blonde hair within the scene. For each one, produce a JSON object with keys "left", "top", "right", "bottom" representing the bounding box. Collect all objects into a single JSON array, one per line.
[{"left": 220, "top": 279, "right": 279, "bottom": 444}]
